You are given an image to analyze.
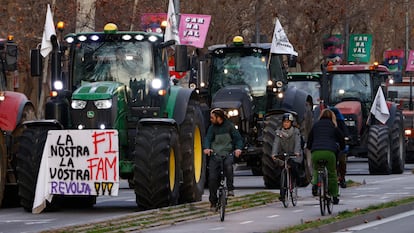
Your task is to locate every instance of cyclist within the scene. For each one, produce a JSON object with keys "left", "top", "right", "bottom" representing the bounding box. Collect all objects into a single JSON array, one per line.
[
  {"left": 328, "top": 106, "right": 350, "bottom": 188},
  {"left": 306, "top": 109, "right": 345, "bottom": 204},
  {"left": 203, "top": 108, "right": 244, "bottom": 211},
  {"left": 271, "top": 112, "right": 303, "bottom": 201}
]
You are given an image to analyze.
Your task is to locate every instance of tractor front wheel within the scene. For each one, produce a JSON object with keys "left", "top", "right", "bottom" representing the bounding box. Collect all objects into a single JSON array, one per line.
[
  {"left": 262, "top": 114, "right": 283, "bottom": 189},
  {"left": 16, "top": 127, "right": 49, "bottom": 212},
  {"left": 179, "top": 101, "right": 206, "bottom": 203},
  {"left": 134, "top": 124, "right": 181, "bottom": 210},
  {"left": 0, "top": 133, "right": 6, "bottom": 207},
  {"left": 367, "top": 125, "right": 391, "bottom": 175}
]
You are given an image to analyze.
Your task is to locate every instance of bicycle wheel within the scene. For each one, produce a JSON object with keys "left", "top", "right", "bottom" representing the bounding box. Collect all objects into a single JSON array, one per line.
[
  {"left": 219, "top": 189, "right": 226, "bottom": 221},
  {"left": 318, "top": 172, "right": 326, "bottom": 216},
  {"left": 290, "top": 175, "right": 298, "bottom": 207},
  {"left": 280, "top": 169, "right": 289, "bottom": 208},
  {"left": 326, "top": 174, "right": 333, "bottom": 214}
]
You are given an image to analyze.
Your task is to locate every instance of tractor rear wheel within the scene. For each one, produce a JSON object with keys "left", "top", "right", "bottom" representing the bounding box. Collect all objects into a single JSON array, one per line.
[
  {"left": 16, "top": 126, "right": 50, "bottom": 212},
  {"left": 179, "top": 101, "right": 206, "bottom": 203},
  {"left": 0, "top": 133, "right": 6, "bottom": 207},
  {"left": 367, "top": 125, "right": 391, "bottom": 175},
  {"left": 391, "top": 111, "right": 405, "bottom": 174},
  {"left": 262, "top": 114, "right": 283, "bottom": 189},
  {"left": 134, "top": 124, "right": 181, "bottom": 210}
]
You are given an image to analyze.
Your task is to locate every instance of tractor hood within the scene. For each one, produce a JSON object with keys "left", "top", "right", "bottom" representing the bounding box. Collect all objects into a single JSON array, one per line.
[
  {"left": 212, "top": 85, "right": 253, "bottom": 119},
  {"left": 72, "top": 81, "right": 124, "bottom": 100}
]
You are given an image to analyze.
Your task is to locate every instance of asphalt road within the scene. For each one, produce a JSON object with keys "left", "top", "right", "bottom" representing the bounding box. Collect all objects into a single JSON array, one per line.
[{"left": 0, "top": 157, "right": 413, "bottom": 233}]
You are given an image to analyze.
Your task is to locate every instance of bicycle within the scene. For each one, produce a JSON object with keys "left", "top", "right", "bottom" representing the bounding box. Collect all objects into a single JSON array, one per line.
[
  {"left": 316, "top": 159, "right": 333, "bottom": 216},
  {"left": 214, "top": 152, "right": 229, "bottom": 222},
  {"left": 278, "top": 153, "right": 298, "bottom": 208}
]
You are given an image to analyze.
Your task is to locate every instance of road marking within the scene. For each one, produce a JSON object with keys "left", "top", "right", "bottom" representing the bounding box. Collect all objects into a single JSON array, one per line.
[
  {"left": 370, "top": 177, "right": 404, "bottom": 184},
  {"left": 293, "top": 209, "right": 304, "bottom": 213},
  {"left": 267, "top": 214, "right": 280, "bottom": 218},
  {"left": 240, "top": 220, "right": 253, "bottom": 224},
  {"left": 384, "top": 192, "right": 410, "bottom": 195},
  {"left": 210, "top": 227, "right": 224, "bottom": 231},
  {"left": 0, "top": 219, "right": 54, "bottom": 224},
  {"left": 346, "top": 209, "right": 414, "bottom": 231}
]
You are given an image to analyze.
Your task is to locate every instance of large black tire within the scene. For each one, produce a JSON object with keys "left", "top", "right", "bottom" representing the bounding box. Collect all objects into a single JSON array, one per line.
[
  {"left": 0, "top": 133, "right": 6, "bottom": 207},
  {"left": 390, "top": 111, "right": 405, "bottom": 174},
  {"left": 367, "top": 125, "right": 391, "bottom": 175},
  {"left": 134, "top": 125, "right": 181, "bottom": 210},
  {"left": 2, "top": 104, "right": 37, "bottom": 208},
  {"left": 15, "top": 126, "right": 50, "bottom": 211},
  {"left": 262, "top": 114, "right": 283, "bottom": 189},
  {"left": 179, "top": 100, "right": 206, "bottom": 203}
]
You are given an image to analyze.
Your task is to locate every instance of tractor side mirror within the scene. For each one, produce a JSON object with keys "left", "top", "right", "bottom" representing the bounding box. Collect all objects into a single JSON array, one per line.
[
  {"left": 30, "top": 48, "right": 42, "bottom": 77},
  {"left": 175, "top": 45, "right": 188, "bottom": 72},
  {"left": 288, "top": 55, "right": 297, "bottom": 68}
]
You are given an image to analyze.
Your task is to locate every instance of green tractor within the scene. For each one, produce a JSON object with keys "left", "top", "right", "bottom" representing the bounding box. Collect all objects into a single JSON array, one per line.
[
  {"left": 196, "top": 36, "right": 312, "bottom": 188},
  {"left": 16, "top": 23, "right": 206, "bottom": 212}
]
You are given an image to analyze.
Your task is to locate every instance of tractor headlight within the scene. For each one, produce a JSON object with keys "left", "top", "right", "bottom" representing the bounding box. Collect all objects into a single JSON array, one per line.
[
  {"left": 94, "top": 99, "right": 112, "bottom": 109},
  {"left": 151, "top": 78, "right": 162, "bottom": 89},
  {"left": 345, "top": 120, "right": 355, "bottom": 126},
  {"left": 276, "top": 81, "right": 283, "bottom": 88},
  {"left": 228, "top": 109, "right": 239, "bottom": 117},
  {"left": 53, "top": 80, "right": 63, "bottom": 90},
  {"left": 71, "top": 100, "right": 87, "bottom": 109}
]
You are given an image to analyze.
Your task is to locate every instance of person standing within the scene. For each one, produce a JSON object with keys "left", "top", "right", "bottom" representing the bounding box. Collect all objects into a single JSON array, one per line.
[
  {"left": 271, "top": 112, "right": 303, "bottom": 201},
  {"left": 307, "top": 108, "right": 345, "bottom": 204},
  {"left": 203, "top": 108, "right": 244, "bottom": 211}
]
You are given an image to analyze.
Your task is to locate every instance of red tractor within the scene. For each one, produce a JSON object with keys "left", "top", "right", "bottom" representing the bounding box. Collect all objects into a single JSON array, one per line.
[
  {"left": 385, "top": 77, "right": 414, "bottom": 163},
  {"left": 320, "top": 62, "right": 405, "bottom": 174},
  {"left": 0, "top": 37, "right": 36, "bottom": 207}
]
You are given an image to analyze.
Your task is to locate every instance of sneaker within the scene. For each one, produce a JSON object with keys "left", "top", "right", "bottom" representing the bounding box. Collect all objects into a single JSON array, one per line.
[
  {"left": 312, "top": 185, "right": 318, "bottom": 197},
  {"left": 228, "top": 190, "right": 234, "bottom": 197},
  {"left": 210, "top": 203, "right": 217, "bottom": 212},
  {"left": 333, "top": 196, "right": 340, "bottom": 205},
  {"left": 339, "top": 179, "right": 347, "bottom": 188}
]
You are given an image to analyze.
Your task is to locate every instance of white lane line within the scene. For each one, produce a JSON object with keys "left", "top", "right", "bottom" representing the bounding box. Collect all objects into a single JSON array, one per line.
[
  {"left": 347, "top": 210, "right": 414, "bottom": 231},
  {"left": 240, "top": 220, "right": 253, "bottom": 224},
  {"left": 384, "top": 192, "right": 410, "bottom": 195},
  {"left": 293, "top": 209, "right": 304, "bottom": 213},
  {"left": 209, "top": 227, "right": 224, "bottom": 231},
  {"left": 267, "top": 214, "right": 280, "bottom": 218}
]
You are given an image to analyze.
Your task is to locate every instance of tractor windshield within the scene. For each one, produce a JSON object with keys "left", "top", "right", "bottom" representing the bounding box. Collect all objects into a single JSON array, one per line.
[
  {"left": 210, "top": 51, "right": 269, "bottom": 97},
  {"left": 287, "top": 81, "right": 321, "bottom": 105},
  {"left": 330, "top": 73, "right": 372, "bottom": 104},
  {"left": 72, "top": 41, "right": 154, "bottom": 90}
]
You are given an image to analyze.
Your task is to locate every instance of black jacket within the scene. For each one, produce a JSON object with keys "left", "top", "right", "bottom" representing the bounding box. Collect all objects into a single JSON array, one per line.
[{"left": 306, "top": 118, "right": 345, "bottom": 153}]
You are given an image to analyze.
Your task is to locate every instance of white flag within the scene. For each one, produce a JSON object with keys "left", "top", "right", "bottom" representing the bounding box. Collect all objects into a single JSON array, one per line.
[
  {"left": 40, "top": 4, "right": 56, "bottom": 57},
  {"left": 164, "top": 0, "right": 180, "bottom": 44},
  {"left": 370, "top": 87, "right": 390, "bottom": 124},
  {"left": 270, "top": 18, "right": 298, "bottom": 56}
]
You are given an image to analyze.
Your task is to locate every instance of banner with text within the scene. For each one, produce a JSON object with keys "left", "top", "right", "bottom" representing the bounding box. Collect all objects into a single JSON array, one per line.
[
  {"left": 322, "top": 34, "right": 344, "bottom": 64},
  {"left": 141, "top": 13, "right": 167, "bottom": 33},
  {"left": 33, "top": 130, "right": 119, "bottom": 213},
  {"left": 406, "top": 50, "right": 414, "bottom": 72},
  {"left": 179, "top": 14, "right": 211, "bottom": 48},
  {"left": 348, "top": 34, "right": 372, "bottom": 63}
]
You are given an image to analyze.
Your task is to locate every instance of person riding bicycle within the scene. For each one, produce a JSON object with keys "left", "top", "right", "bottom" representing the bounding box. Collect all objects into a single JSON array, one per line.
[
  {"left": 203, "top": 108, "right": 244, "bottom": 211},
  {"left": 271, "top": 112, "right": 303, "bottom": 201},
  {"left": 328, "top": 106, "right": 350, "bottom": 188},
  {"left": 306, "top": 109, "right": 345, "bottom": 204}
]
